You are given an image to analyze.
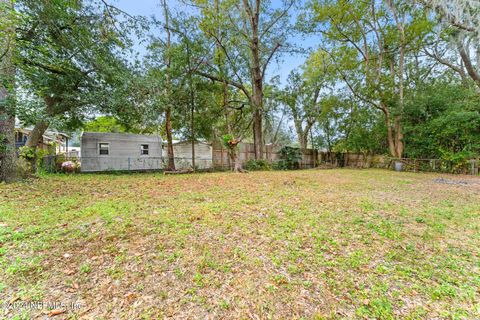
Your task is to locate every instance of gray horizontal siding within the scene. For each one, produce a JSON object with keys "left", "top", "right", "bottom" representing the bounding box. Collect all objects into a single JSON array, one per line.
[{"left": 81, "top": 132, "right": 163, "bottom": 172}]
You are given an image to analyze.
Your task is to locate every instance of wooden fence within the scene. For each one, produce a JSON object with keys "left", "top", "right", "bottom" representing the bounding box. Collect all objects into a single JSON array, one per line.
[
  {"left": 211, "top": 142, "right": 390, "bottom": 170},
  {"left": 212, "top": 142, "right": 479, "bottom": 175},
  {"left": 45, "top": 140, "right": 478, "bottom": 175}
]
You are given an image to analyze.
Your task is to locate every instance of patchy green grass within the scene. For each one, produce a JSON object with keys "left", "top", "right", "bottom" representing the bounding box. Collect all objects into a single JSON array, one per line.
[{"left": 0, "top": 169, "right": 479, "bottom": 319}]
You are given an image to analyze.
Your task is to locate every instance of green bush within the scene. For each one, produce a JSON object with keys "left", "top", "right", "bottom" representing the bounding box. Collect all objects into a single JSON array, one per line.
[
  {"left": 55, "top": 154, "right": 67, "bottom": 172},
  {"left": 275, "top": 146, "right": 302, "bottom": 170},
  {"left": 15, "top": 157, "right": 33, "bottom": 179},
  {"left": 19, "top": 146, "right": 53, "bottom": 174},
  {"left": 272, "top": 160, "right": 288, "bottom": 170},
  {"left": 440, "top": 150, "right": 476, "bottom": 174},
  {"left": 18, "top": 146, "right": 35, "bottom": 160},
  {"left": 245, "top": 159, "right": 271, "bottom": 171}
]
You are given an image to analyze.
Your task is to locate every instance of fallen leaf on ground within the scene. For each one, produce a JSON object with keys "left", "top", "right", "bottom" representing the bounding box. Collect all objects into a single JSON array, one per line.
[
  {"left": 47, "top": 309, "right": 65, "bottom": 317},
  {"left": 64, "top": 269, "right": 75, "bottom": 275}
]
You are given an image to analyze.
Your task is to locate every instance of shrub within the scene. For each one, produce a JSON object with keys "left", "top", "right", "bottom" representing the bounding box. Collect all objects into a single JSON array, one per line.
[
  {"left": 245, "top": 159, "right": 271, "bottom": 171},
  {"left": 55, "top": 154, "right": 67, "bottom": 172},
  {"left": 275, "top": 146, "right": 302, "bottom": 170},
  {"left": 18, "top": 146, "right": 35, "bottom": 160},
  {"left": 15, "top": 157, "right": 33, "bottom": 179},
  {"left": 440, "top": 150, "right": 476, "bottom": 174},
  {"left": 19, "top": 146, "right": 53, "bottom": 174},
  {"left": 61, "top": 161, "right": 76, "bottom": 173},
  {"left": 272, "top": 160, "right": 288, "bottom": 170}
]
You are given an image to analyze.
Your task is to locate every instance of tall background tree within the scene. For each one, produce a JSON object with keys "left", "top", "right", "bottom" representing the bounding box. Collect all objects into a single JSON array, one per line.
[
  {"left": 301, "top": 0, "right": 432, "bottom": 158},
  {"left": 193, "top": 0, "right": 295, "bottom": 159},
  {"left": 14, "top": 0, "right": 136, "bottom": 156},
  {"left": 421, "top": 0, "right": 480, "bottom": 89}
]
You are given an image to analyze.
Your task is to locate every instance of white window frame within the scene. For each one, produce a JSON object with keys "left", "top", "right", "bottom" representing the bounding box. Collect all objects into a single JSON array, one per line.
[
  {"left": 140, "top": 144, "right": 149, "bottom": 156},
  {"left": 98, "top": 142, "right": 110, "bottom": 156}
]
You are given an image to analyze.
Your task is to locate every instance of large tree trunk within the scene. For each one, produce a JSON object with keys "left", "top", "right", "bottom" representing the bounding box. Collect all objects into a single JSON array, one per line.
[
  {"left": 298, "top": 130, "right": 308, "bottom": 151},
  {"left": 388, "top": 0, "right": 405, "bottom": 159},
  {"left": 294, "top": 119, "right": 313, "bottom": 152},
  {"left": 0, "top": 90, "right": 16, "bottom": 183},
  {"left": 165, "top": 107, "right": 175, "bottom": 170},
  {"left": 249, "top": 0, "right": 264, "bottom": 160},
  {"left": 294, "top": 119, "right": 306, "bottom": 150},
  {"left": 190, "top": 89, "right": 195, "bottom": 171},
  {"left": 394, "top": 116, "right": 403, "bottom": 158},
  {"left": 395, "top": 13, "right": 405, "bottom": 159},
  {"left": 251, "top": 69, "right": 264, "bottom": 159},
  {"left": 252, "top": 107, "right": 263, "bottom": 159},
  {"left": 25, "top": 120, "right": 49, "bottom": 173},
  {"left": 251, "top": 62, "right": 264, "bottom": 158},
  {"left": 458, "top": 40, "right": 480, "bottom": 89},
  {"left": 384, "top": 108, "right": 397, "bottom": 158},
  {"left": 162, "top": 0, "right": 175, "bottom": 171},
  {"left": 25, "top": 120, "right": 49, "bottom": 148},
  {"left": 229, "top": 149, "right": 243, "bottom": 172},
  {"left": 0, "top": 0, "right": 16, "bottom": 183},
  {"left": 383, "top": 108, "right": 403, "bottom": 158},
  {"left": 25, "top": 95, "right": 61, "bottom": 150}
]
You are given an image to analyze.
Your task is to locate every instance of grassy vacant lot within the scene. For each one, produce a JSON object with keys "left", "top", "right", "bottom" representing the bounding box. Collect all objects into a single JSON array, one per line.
[{"left": 0, "top": 169, "right": 479, "bottom": 319}]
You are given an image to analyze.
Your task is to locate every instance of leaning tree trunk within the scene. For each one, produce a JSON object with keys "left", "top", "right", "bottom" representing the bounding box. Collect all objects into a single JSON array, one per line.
[
  {"left": 24, "top": 96, "right": 57, "bottom": 173},
  {"left": 0, "top": 0, "right": 16, "bottom": 183},
  {"left": 25, "top": 120, "right": 49, "bottom": 173},
  {"left": 26, "top": 120, "right": 49, "bottom": 149},
  {"left": 458, "top": 40, "right": 480, "bottom": 90}
]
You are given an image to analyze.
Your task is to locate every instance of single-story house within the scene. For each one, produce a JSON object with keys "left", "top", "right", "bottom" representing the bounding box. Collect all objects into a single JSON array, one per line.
[
  {"left": 15, "top": 126, "right": 70, "bottom": 154},
  {"left": 80, "top": 132, "right": 163, "bottom": 172},
  {"left": 164, "top": 140, "right": 213, "bottom": 170}
]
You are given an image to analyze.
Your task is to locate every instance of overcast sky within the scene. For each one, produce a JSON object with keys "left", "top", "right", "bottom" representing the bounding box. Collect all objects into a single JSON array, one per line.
[{"left": 114, "top": 0, "right": 314, "bottom": 86}]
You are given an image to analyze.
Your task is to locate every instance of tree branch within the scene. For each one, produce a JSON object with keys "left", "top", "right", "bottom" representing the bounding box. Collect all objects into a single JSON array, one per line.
[
  {"left": 194, "top": 70, "right": 252, "bottom": 101},
  {"left": 261, "top": 42, "right": 281, "bottom": 79}
]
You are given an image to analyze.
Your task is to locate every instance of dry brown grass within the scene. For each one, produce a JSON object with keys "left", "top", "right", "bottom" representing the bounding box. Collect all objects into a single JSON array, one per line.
[{"left": 0, "top": 169, "right": 479, "bottom": 319}]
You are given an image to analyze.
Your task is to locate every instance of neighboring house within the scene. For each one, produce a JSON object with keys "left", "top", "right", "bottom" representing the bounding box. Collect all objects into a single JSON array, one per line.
[
  {"left": 66, "top": 147, "right": 81, "bottom": 158},
  {"left": 164, "top": 140, "right": 213, "bottom": 170},
  {"left": 15, "top": 126, "right": 69, "bottom": 154},
  {"left": 80, "top": 132, "right": 163, "bottom": 172}
]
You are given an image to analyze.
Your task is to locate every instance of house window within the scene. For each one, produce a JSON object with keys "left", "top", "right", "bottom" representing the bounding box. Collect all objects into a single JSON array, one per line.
[
  {"left": 99, "top": 143, "right": 109, "bottom": 155},
  {"left": 141, "top": 144, "right": 149, "bottom": 155}
]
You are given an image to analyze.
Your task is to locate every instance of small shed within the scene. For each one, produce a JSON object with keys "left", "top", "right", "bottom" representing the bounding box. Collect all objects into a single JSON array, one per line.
[
  {"left": 81, "top": 132, "right": 163, "bottom": 172},
  {"left": 164, "top": 140, "right": 213, "bottom": 170}
]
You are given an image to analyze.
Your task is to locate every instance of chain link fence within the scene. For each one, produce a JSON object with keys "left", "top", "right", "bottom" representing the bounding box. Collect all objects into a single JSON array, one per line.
[
  {"left": 41, "top": 154, "right": 479, "bottom": 175},
  {"left": 41, "top": 155, "right": 214, "bottom": 173},
  {"left": 389, "top": 158, "right": 479, "bottom": 175}
]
